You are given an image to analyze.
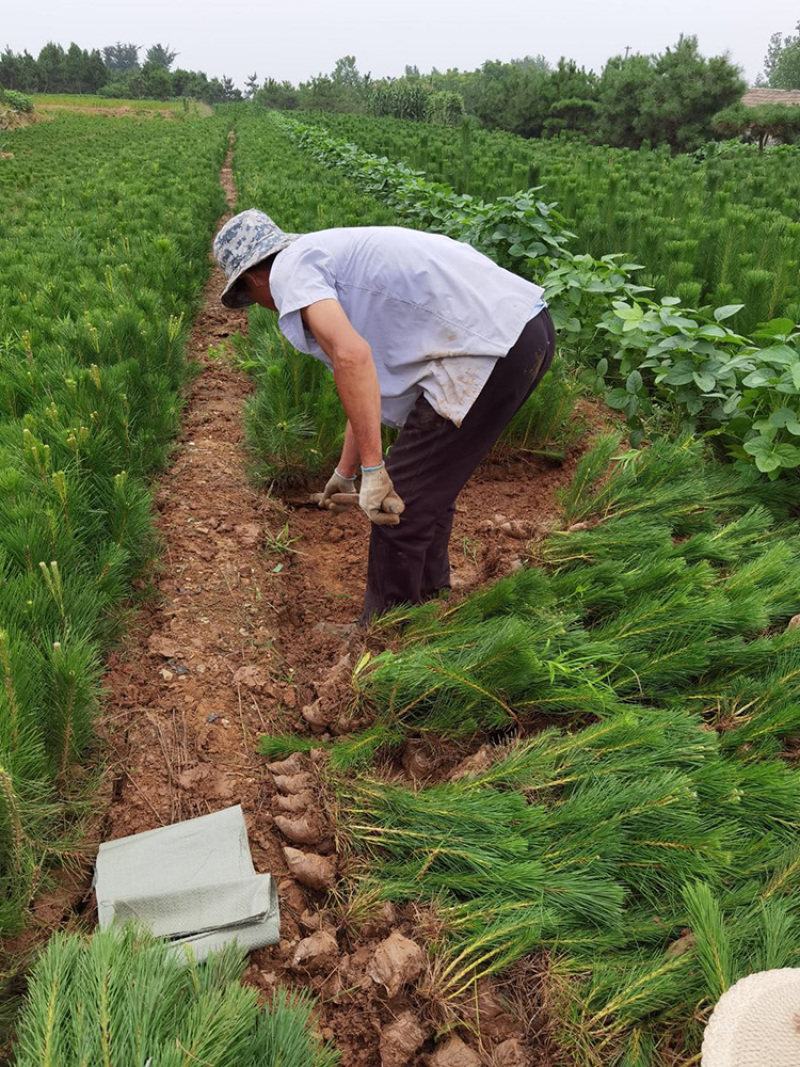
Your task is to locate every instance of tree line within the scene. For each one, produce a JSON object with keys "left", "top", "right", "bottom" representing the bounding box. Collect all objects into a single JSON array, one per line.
[
  {"left": 3, "top": 25, "right": 800, "bottom": 150},
  {"left": 254, "top": 29, "right": 800, "bottom": 153},
  {"left": 0, "top": 41, "right": 242, "bottom": 103}
]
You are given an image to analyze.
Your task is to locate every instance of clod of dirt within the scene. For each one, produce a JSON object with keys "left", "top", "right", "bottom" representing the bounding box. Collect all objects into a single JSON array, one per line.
[
  {"left": 499, "top": 520, "right": 533, "bottom": 541},
  {"left": 291, "top": 929, "right": 339, "bottom": 972},
  {"left": 299, "top": 908, "right": 321, "bottom": 931},
  {"left": 367, "top": 930, "right": 426, "bottom": 998},
  {"left": 492, "top": 1038, "right": 530, "bottom": 1066},
  {"left": 283, "top": 846, "right": 336, "bottom": 890},
  {"left": 232, "top": 664, "right": 270, "bottom": 690},
  {"left": 274, "top": 814, "right": 326, "bottom": 846},
  {"left": 464, "top": 982, "right": 519, "bottom": 1042},
  {"left": 449, "top": 744, "right": 497, "bottom": 781},
  {"left": 401, "top": 737, "right": 440, "bottom": 780},
  {"left": 274, "top": 790, "right": 314, "bottom": 813},
  {"left": 273, "top": 772, "right": 316, "bottom": 794},
  {"left": 301, "top": 652, "right": 353, "bottom": 731},
  {"left": 379, "top": 1010, "right": 428, "bottom": 1067},
  {"left": 427, "top": 1035, "right": 482, "bottom": 1067},
  {"left": 267, "top": 753, "right": 309, "bottom": 776},
  {"left": 147, "top": 634, "right": 181, "bottom": 658},
  {"left": 301, "top": 701, "right": 335, "bottom": 730},
  {"left": 233, "top": 523, "right": 263, "bottom": 547}
]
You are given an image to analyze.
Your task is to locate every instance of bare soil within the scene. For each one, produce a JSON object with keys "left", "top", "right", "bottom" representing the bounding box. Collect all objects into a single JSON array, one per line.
[{"left": 7, "top": 135, "right": 613, "bottom": 1065}]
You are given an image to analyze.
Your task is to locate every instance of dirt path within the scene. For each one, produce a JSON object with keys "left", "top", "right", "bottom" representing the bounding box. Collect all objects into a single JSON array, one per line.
[{"left": 84, "top": 138, "right": 591, "bottom": 1065}]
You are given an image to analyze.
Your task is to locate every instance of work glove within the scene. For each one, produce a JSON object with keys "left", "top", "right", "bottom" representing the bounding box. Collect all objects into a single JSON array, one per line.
[
  {"left": 317, "top": 468, "right": 358, "bottom": 514},
  {"left": 359, "top": 463, "right": 405, "bottom": 526}
]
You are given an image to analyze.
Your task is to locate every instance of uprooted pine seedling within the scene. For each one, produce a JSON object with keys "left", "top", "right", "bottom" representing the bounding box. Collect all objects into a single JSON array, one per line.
[
  {"left": 305, "top": 434, "right": 800, "bottom": 768},
  {"left": 329, "top": 707, "right": 800, "bottom": 1064},
  {"left": 256, "top": 433, "right": 800, "bottom": 1063}
]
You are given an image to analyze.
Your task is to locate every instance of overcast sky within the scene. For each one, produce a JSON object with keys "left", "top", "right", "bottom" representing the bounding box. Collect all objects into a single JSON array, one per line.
[{"left": 3, "top": 0, "right": 794, "bottom": 90}]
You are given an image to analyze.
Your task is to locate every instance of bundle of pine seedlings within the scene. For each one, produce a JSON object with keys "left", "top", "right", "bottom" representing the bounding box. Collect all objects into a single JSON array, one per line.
[
  {"left": 12, "top": 924, "right": 336, "bottom": 1067},
  {"left": 337, "top": 434, "right": 800, "bottom": 762},
  {"left": 258, "top": 434, "right": 800, "bottom": 1063},
  {"left": 334, "top": 700, "right": 800, "bottom": 1063}
]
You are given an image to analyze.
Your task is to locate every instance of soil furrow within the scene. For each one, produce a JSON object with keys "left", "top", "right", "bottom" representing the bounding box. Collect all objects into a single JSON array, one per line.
[{"left": 86, "top": 134, "right": 585, "bottom": 1065}]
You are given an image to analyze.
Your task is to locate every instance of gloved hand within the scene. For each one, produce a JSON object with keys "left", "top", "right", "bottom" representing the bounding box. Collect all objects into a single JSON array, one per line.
[
  {"left": 318, "top": 468, "right": 358, "bottom": 514},
  {"left": 359, "top": 463, "right": 405, "bottom": 526}
]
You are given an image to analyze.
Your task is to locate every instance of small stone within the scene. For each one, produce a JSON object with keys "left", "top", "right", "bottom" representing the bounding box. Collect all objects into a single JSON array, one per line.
[{"left": 148, "top": 634, "right": 180, "bottom": 658}]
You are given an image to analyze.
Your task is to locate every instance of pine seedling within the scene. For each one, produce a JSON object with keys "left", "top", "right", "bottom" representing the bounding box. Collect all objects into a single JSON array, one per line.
[
  {"left": 253, "top": 989, "right": 340, "bottom": 1067},
  {"left": 14, "top": 925, "right": 337, "bottom": 1067},
  {"left": 682, "top": 881, "right": 732, "bottom": 1001},
  {"left": 257, "top": 733, "right": 320, "bottom": 761}
]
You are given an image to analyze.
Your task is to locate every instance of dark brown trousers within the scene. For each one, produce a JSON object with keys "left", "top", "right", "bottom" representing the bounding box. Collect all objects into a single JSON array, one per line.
[{"left": 362, "top": 308, "right": 556, "bottom": 622}]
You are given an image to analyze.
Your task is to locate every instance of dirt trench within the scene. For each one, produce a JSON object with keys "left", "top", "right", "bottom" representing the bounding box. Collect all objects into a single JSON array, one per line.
[{"left": 64, "top": 136, "right": 587, "bottom": 1065}]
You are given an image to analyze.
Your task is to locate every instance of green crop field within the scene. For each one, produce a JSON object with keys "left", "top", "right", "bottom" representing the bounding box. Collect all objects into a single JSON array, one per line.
[
  {"left": 0, "top": 109, "right": 228, "bottom": 939},
  {"left": 3, "top": 98, "right": 800, "bottom": 1067},
  {"left": 30, "top": 93, "right": 211, "bottom": 114},
  {"left": 311, "top": 111, "right": 800, "bottom": 335}
]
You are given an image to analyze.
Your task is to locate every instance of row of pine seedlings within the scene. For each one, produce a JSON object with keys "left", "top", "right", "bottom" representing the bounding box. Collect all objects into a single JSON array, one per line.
[
  {"left": 237, "top": 112, "right": 800, "bottom": 1064},
  {"left": 313, "top": 110, "right": 800, "bottom": 332},
  {"left": 0, "top": 112, "right": 336, "bottom": 1067}
]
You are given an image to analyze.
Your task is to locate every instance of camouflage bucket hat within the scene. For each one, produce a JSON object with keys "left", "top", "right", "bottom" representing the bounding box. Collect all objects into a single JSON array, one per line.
[{"left": 214, "top": 209, "right": 301, "bottom": 309}]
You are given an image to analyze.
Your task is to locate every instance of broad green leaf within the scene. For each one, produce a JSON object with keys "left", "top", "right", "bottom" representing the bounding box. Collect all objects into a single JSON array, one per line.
[
  {"left": 742, "top": 369, "right": 775, "bottom": 388},
  {"left": 693, "top": 371, "right": 716, "bottom": 392},
  {"left": 626, "top": 370, "right": 643, "bottom": 394},
  {"left": 663, "top": 363, "right": 697, "bottom": 386},
  {"left": 713, "top": 304, "right": 745, "bottom": 322},
  {"left": 755, "top": 452, "right": 782, "bottom": 473},
  {"left": 754, "top": 318, "right": 795, "bottom": 339},
  {"left": 774, "top": 443, "right": 800, "bottom": 467},
  {"left": 743, "top": 436, "right": 773, "bottom": 456},
  {"left": 768, "top": 407, "right": 799, "bottom": 429},
  {"left": 615, "top": 305, "right": 645, "bottom": 322},
  {"left": 758, "top": 345, "right": 797, "bottom": 367},
  {"left": 606, "top": 389, "right": 630, "bottom": 410}
]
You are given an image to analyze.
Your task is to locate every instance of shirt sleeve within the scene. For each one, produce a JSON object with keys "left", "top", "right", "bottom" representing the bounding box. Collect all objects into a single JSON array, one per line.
[{"left": 269, "top": 244, "right": 339, "bottom": 355}]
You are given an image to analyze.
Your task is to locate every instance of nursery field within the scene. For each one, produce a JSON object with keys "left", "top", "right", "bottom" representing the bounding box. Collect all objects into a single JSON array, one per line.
[
  {"left": 3, "top": 100, "right": 800, "bottom": 1067},
  {"left": 313, "top": 111, "right": 800, "bottom": 335}
]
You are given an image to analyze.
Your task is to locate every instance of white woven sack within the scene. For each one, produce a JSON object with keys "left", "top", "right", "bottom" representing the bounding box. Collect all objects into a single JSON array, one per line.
[{"left": 702, "top": 968, "right": 800, "bottom": 1066}]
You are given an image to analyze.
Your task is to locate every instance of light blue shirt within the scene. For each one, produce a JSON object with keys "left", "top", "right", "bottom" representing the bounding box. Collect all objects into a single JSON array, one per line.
[{"left": 269, "top": 226, "right": 546, "bottom": 428}]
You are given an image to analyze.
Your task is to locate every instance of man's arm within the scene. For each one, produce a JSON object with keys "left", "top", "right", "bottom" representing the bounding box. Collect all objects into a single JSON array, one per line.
[
  {"left": 301, "top": 299, "right": 382, "bottom": 469},
  {"left": 337, "top": 421, "right": 360, "bottom": 479}
]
